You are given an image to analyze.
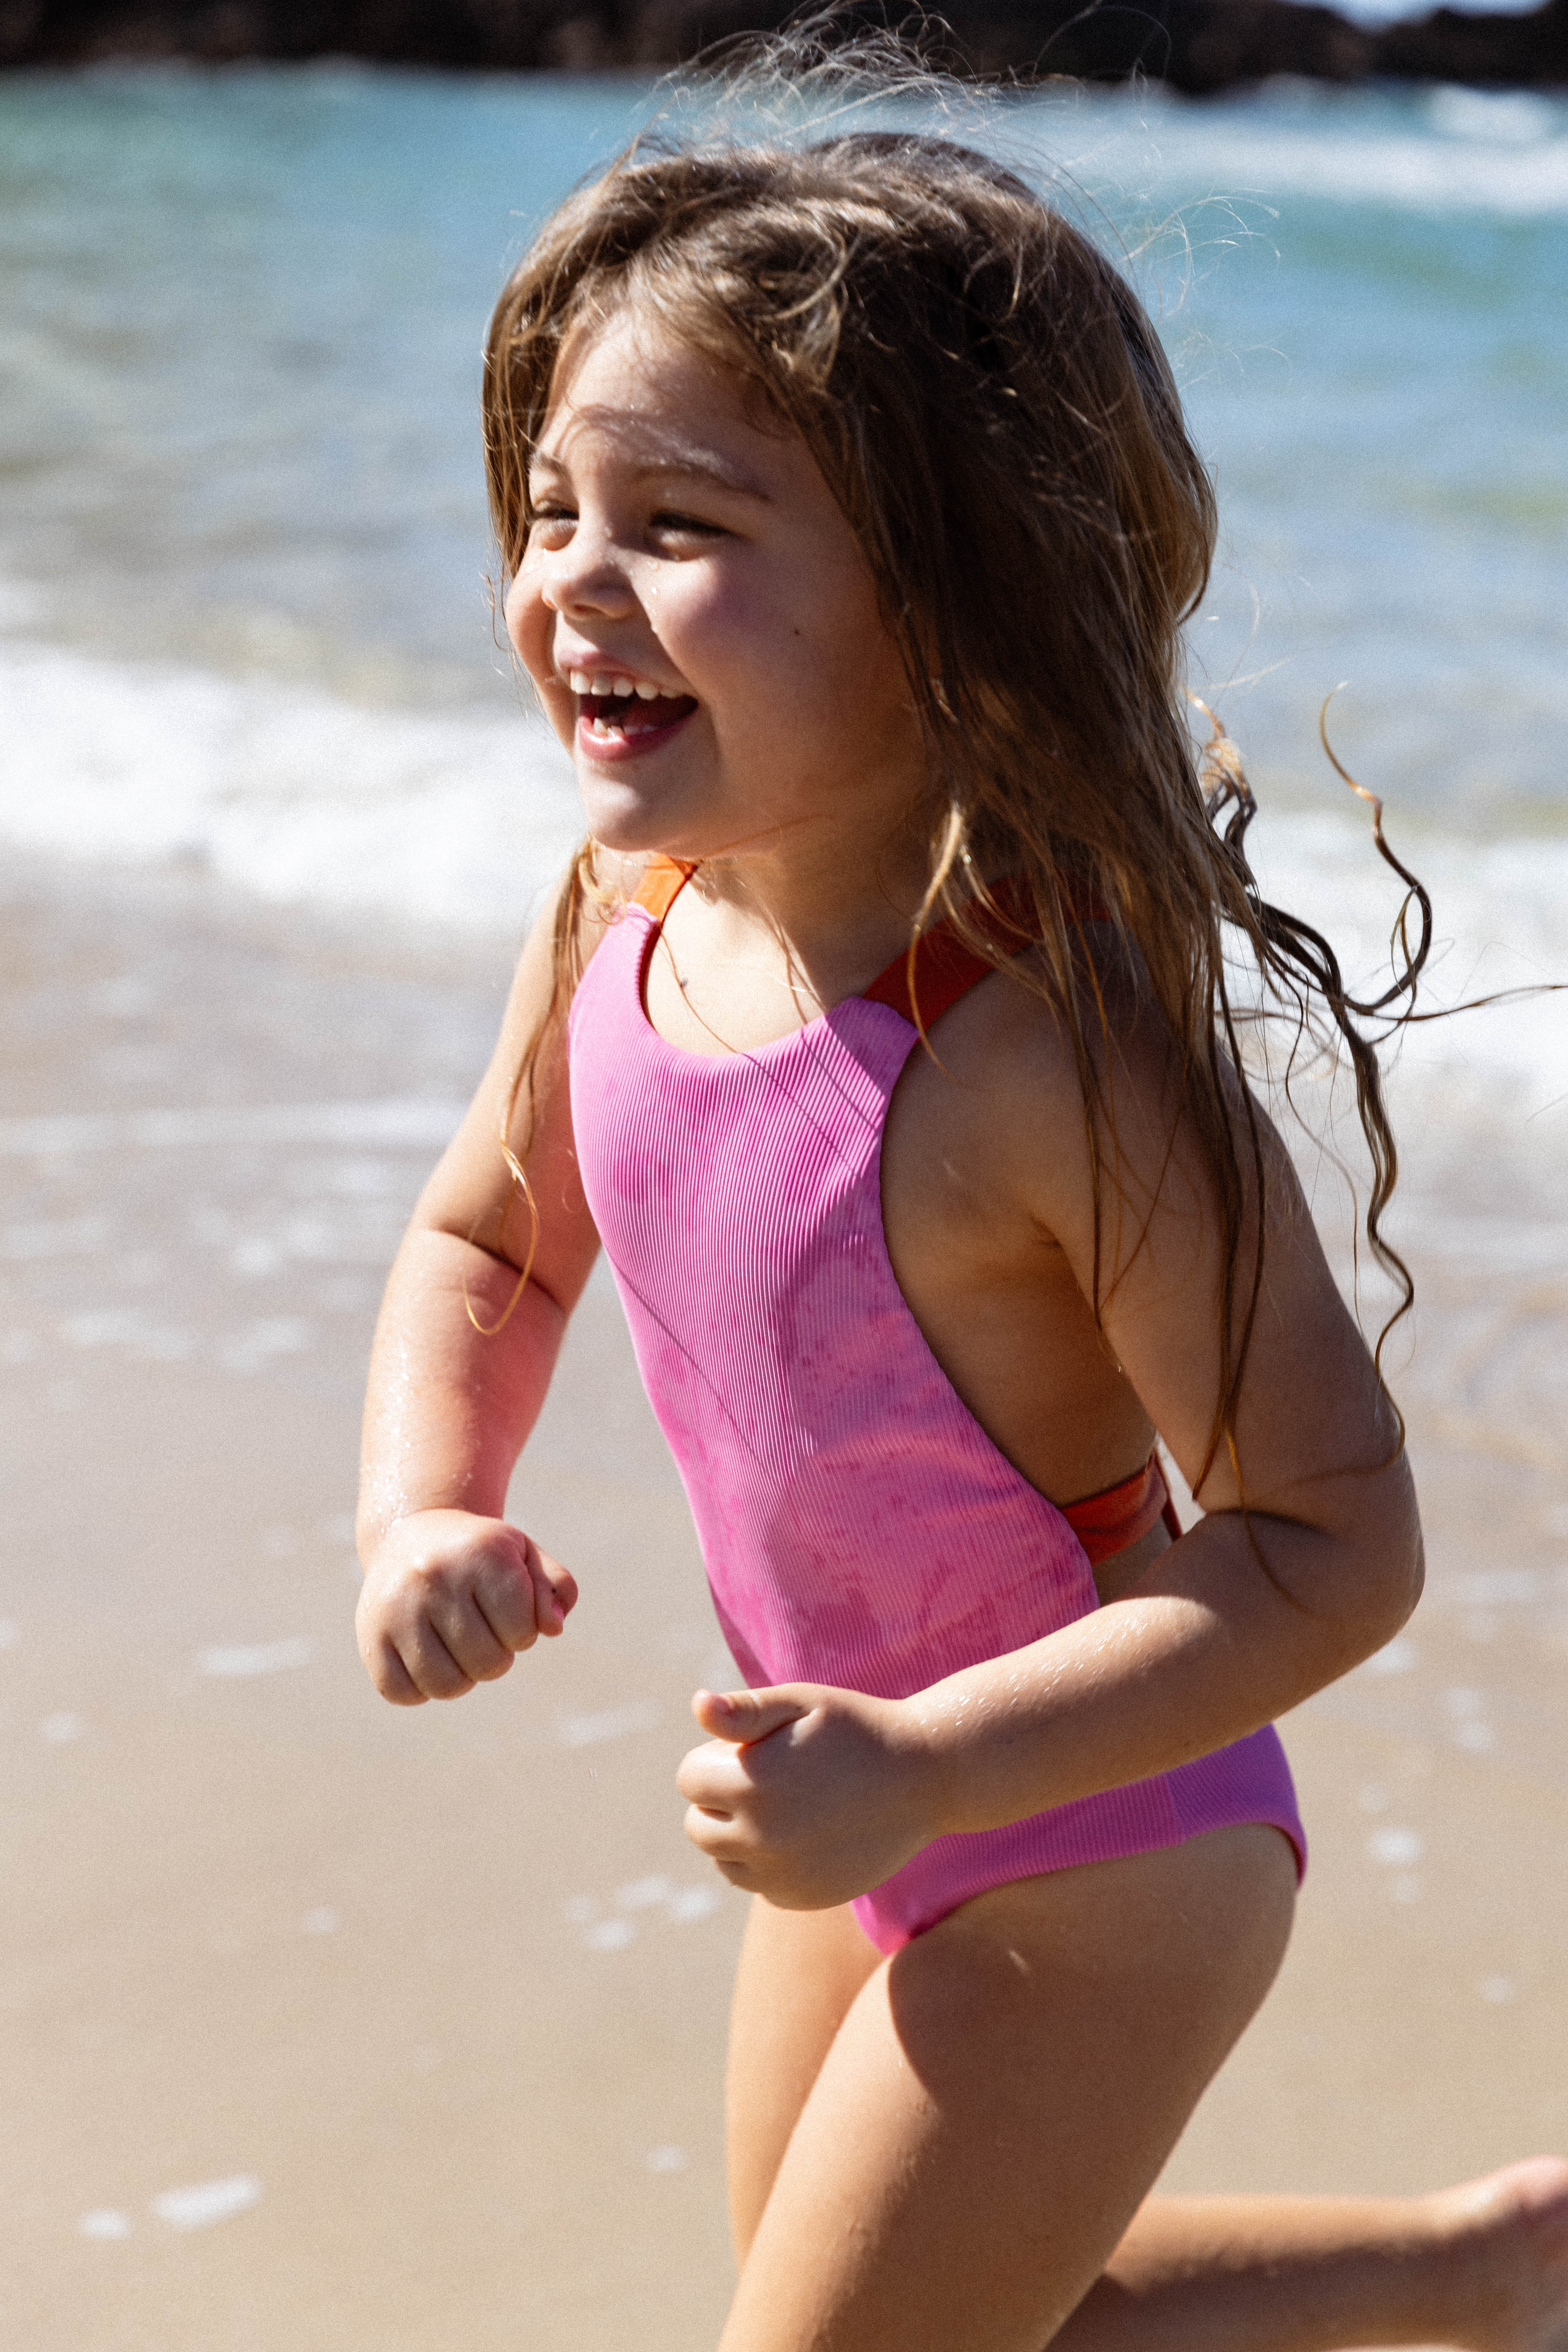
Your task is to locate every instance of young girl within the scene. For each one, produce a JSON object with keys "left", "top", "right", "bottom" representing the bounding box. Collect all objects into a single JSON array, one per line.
[{"left": 354, "top": 102, "right": 1568, "bottom": 2352}]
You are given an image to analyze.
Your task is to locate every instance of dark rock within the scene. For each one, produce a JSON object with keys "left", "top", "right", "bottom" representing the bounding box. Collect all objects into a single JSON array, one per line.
[
  {"left": 2, "top": 0, "right": 1565, "bottom": 91},
  {"left": 1374, "top": 0, "right": 1568, "bottom": 84}
]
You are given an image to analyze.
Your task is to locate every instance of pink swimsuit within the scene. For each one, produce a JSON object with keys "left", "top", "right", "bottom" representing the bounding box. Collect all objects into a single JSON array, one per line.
[{"left": 567, "top": 866, "right": 1306, "bottom": 1953}]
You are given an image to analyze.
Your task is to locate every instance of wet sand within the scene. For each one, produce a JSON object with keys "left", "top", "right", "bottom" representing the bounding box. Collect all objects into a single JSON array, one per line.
[{"left": 2, "top": 861, "right": 1564, "bottom": 2349}]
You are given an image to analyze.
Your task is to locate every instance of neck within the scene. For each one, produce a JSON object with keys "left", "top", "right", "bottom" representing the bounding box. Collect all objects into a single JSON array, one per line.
[{"left": 689, "top": 812, "right": 938, "bottom": 1004}]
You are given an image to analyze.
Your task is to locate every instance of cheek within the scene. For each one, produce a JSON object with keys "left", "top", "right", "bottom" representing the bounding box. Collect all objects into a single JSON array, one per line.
[
  {"left": 503, "top": 570, "right": 550, "bottom": 675},
  {"left": 673, "top": 568, "right": 853, "bottom": 713},
  {"left": 505, "top": 569, "right": 575, "bottom": 744}
]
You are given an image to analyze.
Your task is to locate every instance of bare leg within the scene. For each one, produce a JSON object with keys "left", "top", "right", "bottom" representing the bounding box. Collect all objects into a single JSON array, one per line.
[
  {"left": 723, "top": 1861, "right": 1568, "bottom": 2351},
  {"left": 724, "top": 1891, "right": 883, "bottom": 2263},
  {"left": 719, "top": 1824, "right": 1298, "bottom": 2351},
  {"left": 1058, "top": 2163, "right": 1568, "bottom": 2352}
]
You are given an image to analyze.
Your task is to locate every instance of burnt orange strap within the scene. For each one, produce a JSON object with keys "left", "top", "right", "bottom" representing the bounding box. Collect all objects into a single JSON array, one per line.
[
  {"left": 860, "top": 874, "right": 1110, "bottom": 1032},
  {"left": 1060, "top": 1454, "right": 1181, "bottom": 1568},
  {"left": 632, "top": 854, "right": 696, "bottom": 922},
  {"left": 860, "top": 877, "right": 1038, "bottom": 1030}
]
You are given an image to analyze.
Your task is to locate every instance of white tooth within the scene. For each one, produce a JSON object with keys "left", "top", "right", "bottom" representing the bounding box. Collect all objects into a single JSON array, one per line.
[
  {"left": 635, "top": 681, "right": 659, "bottom": 699},
  {"left": 612, "top": 677, "right": 634, "bottom": 697},
  {"left": 590, "top": 674, "right": 612, "bottom": 696},
  {"left": 569, "top": 669, "right": 589, "bottom": 693}
]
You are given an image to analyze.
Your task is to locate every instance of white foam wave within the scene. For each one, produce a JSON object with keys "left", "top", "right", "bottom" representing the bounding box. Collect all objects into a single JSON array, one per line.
[
  {"left": 1253, "top": 811, "right": 1568, "bottom": 1131},
  {"left": 0, "top": 637, "right": 583, "bottom": 936},
  {"left": 5, "top": 636, "right": 1563, "bottom": 1138},
  {"left": 1048, "top": 87, "right": 1568, "bottom": 219}
]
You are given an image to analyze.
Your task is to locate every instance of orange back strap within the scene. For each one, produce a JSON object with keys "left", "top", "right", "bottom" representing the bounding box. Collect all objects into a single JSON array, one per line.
[{"left": 1060, "top": 1456, "right": 1183, "bottom": 1566}]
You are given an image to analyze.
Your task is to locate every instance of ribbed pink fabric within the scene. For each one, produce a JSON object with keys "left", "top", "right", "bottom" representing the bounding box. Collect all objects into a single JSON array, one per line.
[{"left": 568, "top": 901, "right": 1307, "bottom": 1953}]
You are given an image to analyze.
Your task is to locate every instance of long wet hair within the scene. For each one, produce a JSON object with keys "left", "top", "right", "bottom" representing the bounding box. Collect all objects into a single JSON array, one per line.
[{"left": 478, "top": 57, "right": 1431, "bottom": 1495}]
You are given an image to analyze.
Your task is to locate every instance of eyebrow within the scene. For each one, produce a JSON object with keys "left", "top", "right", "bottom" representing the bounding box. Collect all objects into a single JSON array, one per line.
[{"left": 528, "top": 438, "right": 773, "bottom": 504}]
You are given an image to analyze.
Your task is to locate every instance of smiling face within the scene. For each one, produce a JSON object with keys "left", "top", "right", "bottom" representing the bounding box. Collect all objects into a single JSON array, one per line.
[{"left": 505, "top": 305, "right": 928, "bottom": 876}]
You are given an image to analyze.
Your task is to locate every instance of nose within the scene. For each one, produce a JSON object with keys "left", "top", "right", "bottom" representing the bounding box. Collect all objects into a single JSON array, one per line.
[{"left": 540, "top": 522, "right": 636, "bottom": 624}]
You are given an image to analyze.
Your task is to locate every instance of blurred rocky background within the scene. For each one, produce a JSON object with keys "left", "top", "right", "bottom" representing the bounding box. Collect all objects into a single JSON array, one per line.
[{"left": 0, "top": 0, "right": 1564, "bottom": 96}]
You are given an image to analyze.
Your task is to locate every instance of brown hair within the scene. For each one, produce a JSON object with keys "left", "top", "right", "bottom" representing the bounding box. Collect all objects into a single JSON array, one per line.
[{"left": 478, "top": 65, "right": 1430, "bottom": 1492}]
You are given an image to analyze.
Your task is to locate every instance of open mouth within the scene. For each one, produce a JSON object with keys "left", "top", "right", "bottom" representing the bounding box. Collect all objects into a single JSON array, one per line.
[{"left": 576, "top": 682, "right": 698, "bottom": 748}]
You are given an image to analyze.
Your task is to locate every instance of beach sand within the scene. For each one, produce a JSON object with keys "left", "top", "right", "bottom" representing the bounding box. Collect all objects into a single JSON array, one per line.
[{"left": 3, "top": 861, "right": 1564, "bottom": 2349}]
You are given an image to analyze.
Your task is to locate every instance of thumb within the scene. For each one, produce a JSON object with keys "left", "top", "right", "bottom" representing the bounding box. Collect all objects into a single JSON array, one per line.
[
  {"left": 527, "top": 1541, "right": 577, "bottom": 1635},
  {"left": 692, "top": 1686, "right": 811, "bottom": 1746}
]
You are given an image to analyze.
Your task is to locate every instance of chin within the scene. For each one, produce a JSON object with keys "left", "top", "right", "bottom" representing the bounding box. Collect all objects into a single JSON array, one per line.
[
  {"left": 574, "top": 771, "right": 719, "bottom": 864},
  {"left": 575, "top": 784, "right": 682, "bottom": 859}
]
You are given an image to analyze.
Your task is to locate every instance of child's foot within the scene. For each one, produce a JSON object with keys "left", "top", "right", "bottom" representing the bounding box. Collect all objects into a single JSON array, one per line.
[{"left": 1429, "top": 2157, "right": 1568, "bottom": 2351}]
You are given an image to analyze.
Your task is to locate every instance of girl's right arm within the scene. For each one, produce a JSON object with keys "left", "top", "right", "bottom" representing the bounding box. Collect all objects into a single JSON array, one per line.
[{"left": 355, "top": 864, "right": 614, "bottom": 1705}]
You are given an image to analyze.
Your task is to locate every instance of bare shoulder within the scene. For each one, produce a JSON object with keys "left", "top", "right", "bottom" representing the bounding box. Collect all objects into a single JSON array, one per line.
[
  {"left": 962, "top": 928, "right": 1304, "bottom": 1228},
  {"left": 927, "top": 927, "right": 1206, "bottom": 1234},
  {"left": 926, "top": 929, "right": 1407, "bottom": 1522}
]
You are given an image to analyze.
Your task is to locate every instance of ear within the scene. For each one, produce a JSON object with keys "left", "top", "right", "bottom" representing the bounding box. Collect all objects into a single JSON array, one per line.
[{"left": 691, "top": 1687, "right": 811, "bottom": 1746}]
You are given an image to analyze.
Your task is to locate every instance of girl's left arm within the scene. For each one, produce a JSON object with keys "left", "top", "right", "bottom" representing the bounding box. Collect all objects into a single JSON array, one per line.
[
  {"left": 907, "top": 1045, "right": 1424, "bottom": 1837},
  {"left": 679, "top": 974, "right": 1423, "bottom": 1901}
]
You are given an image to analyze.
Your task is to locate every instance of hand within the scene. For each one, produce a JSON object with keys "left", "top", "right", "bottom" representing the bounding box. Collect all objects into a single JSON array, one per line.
[
  {"left": 676, "top": 1683, "right": 936, "bottom": 1911},
  {"left": 356, "top": 1508, "right": 577, "bottom": 1705}
]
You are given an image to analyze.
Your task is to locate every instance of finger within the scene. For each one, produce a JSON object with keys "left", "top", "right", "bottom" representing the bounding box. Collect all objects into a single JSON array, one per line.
[
  {"left": 470, "top": 1550, "right": 542, "bottom": 1654},
  {"left": 396, "top": 1617, "right": 477, "bottom": 1702},
  {"left": 363, "top": 1635, "right": 427, "bottom": 1707},
  {"left": 682, "top": 1802, "right": 754, "bottom": 1867},
  {"left": 422, "top": 1588, "right": 515, "bottom": 1686},
  {"left": 675, "top": 1737, "right": 750, "bottom": 1812},
  {"left": 692, "top": 1686, "right": 811, "bottom": 1746},
  {"left": 533, "top": 1546, "right": 578, "bottom": 1631},
  {"left": 677, "top": 1740, "right": 738, "bottom": 1806}
]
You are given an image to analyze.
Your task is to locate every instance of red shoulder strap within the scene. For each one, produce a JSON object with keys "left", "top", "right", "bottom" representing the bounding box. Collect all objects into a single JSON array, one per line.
[{"left": 861, "top": 875, "right": 1107, "bottom": 1031}]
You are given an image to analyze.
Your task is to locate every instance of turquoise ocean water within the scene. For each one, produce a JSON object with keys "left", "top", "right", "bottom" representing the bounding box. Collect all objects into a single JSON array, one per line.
[{"left": 0, "top": 65, "right": 1564, "bottom": 1108}]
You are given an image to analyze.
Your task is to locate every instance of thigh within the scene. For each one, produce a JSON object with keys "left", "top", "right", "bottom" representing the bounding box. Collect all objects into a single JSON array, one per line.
[
  {"left": 725, "top": 1895, "right": 882, "bottom": 2263},
  {"left": 719, "top": 1826, "right": 1297, "bottom": 2352}
]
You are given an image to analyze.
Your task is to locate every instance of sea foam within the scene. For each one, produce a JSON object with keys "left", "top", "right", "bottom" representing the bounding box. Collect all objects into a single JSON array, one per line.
[
  {"left": 1048, "top": 84, "right": 1568, "bottom": 220},
  {"left": 0, "top": 635, "right": 582, "bottom": 936}
]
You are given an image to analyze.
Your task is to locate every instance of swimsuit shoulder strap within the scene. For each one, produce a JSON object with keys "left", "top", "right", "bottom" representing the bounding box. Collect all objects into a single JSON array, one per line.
[
  {"left": 631, "top": 858, "right": 1105, "bottom": 1032},
  {"left": 631, "top": 854, "right": 697, "bottom": 922},
  {"left": 862, "top": 874, "right": 1111, "bottom": 1031},
  {"left": 859, "top": 877, "right": 1034, "bottom": 1031}
]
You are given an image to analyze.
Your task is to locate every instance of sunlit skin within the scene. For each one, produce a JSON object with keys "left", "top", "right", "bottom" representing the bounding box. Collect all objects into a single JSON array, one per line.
[
  {"left": 505, "top": 307, "right": 935, "bottom": 967},
  {"left": 352, "top": 311, "right": 1568, "bottom": 2350}
]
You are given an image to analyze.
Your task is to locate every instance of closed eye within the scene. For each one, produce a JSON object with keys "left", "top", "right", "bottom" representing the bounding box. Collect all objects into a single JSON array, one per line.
[{"left": 651, "top": 510, "right": 727, "bottom": 538}]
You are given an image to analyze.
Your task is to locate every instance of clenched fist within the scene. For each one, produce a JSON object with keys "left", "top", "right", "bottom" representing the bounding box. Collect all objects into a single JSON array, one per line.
[{"left": 357, "top": 1508, "right": 577, "bottom": 1705}]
